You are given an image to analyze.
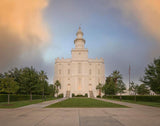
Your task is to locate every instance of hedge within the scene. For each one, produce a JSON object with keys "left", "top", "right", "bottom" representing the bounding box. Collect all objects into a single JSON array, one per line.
[
  {"left": 0, "top": 94, "right": 53, "bottom": 102},
  {"left": 104, "top": 95, "right": 160, "bottom": 102}
]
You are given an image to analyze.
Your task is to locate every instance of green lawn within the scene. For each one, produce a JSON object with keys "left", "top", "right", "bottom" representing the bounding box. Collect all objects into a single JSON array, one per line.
[
  {"left": 47, "top": 98, "right": 127, "bottom": 108},
  {"left": 0, "top": 98, "right": 56, "bottom": 108},
  {"left": 106, "top": 98, "right": 160, "bottom": 107}
]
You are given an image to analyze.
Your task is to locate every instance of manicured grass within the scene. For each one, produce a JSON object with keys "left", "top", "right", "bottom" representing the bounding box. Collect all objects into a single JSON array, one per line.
[
  {"left": 47, "top": 98, "right": 127, "bottom": 108},
  {"left": 106, "top": 98, "right": 160, "bottom": 107},
  {"left": 0, "top": 98, "right": 56, "bottom": 108}
]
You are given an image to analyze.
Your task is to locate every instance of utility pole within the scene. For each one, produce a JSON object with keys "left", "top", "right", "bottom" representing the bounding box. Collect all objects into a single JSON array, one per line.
[{"left": 129, "top": 64, "right": 131, "bottom": 95}]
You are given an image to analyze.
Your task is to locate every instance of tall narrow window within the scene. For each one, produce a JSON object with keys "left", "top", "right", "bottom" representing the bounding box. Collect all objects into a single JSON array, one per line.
[
  {"left": 78, "top": 63, "right": 81, "bottom": 73},
  {"left": 78, "top": 78, "right": 81, "bottom": 90},
  {"left": 89, "top": 69, "right": 92, "bottom": 75},
  {"left": 59, "top": 69, "right": 61, "bottom": 74},
  {"left": 68, "top": 69, "right": 70, "bottom": 74},
  {"left": 98, "top": 69, "right": 100, "bottom": 74}
]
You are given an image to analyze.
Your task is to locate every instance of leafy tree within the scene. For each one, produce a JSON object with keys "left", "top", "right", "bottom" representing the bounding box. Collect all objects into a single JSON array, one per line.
[
  {"left": 141, "top": 57, "right": 160, "bottom": 94},
  {"left": 0, "top": 73, "right": 4, "bottom": 78},
  {"left": 117, "top": 80, "right": 126, "bottom": 101},
  {"left": 54, "top": 80, "right": 61, "bottom": 97},
  {"left": 0, "top": 73, "right": 4, "bottom": 91},
  {"left": 103, "top": 70, "right": 124, "bottom": 97},
  {"left": 48, "top": 84, "right": 55, "bottom": 97},
  {"left": 96, "top": 83, "right": 103, "bottom": 97},
  {"left": 129, "top": 81, "right": 139, "bottom": 101},
  {"left": 102, "top": 78, "right": 117, "bottom": 97},
  {"left": 21, "top": 66, "right": 39, "bottom": 101},
  {"left": 8, "top": 68, "right": 23, "bottom": 94},
  {"left": 0, "top": 74, "right": 19, "bottom": 104},
  {"left": 39, "top": 70, "right": 48, "bottom": 100},
  {"left": 137, "top": 84, "right": 150, "bottom": 95},
  {"left": 105, "top": 76, "right": 112, "bottom": 84},
  {"left": 111, "top": 70, "right": 122, "bottom": 85}
]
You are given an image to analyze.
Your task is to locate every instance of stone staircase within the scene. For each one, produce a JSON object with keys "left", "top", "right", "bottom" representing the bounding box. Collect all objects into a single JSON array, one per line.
[
  {"left": 89, "top": 91, "right": 94, "bottom": 98},
  {"left": 66, "top": 91, "right": 70, "bottom": 98}
]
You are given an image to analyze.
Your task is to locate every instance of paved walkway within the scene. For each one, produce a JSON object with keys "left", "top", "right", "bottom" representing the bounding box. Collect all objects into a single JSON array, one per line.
[
  {"left": 18, "top": 98, "right": 67, "bottom": 109},
  {"left": 0, "top": 98, "right": 160, "bottom": 126}
]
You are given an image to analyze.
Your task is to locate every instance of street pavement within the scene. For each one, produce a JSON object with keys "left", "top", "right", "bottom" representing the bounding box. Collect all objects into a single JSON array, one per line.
[{"left": 0, "top": 98, "right": 160, "bottom": 126}]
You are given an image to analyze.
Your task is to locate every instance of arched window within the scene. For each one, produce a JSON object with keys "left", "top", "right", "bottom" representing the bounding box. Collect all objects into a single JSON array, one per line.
[
  {"left": 89, "top": 69, "right": 92, "bottom": 75},
  {"left": 68, "top": 69, "right": 70, "bottom": 74}
]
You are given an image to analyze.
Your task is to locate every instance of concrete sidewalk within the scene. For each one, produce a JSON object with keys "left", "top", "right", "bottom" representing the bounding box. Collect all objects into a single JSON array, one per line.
[
  {"left": 17, "top": 98, "right": 67, "bottom": 109},
  {"left": 0, "top": 98, "right": 160, "bottom": 126}
]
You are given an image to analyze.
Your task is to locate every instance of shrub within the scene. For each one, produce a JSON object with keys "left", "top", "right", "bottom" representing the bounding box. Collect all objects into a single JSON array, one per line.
[
  {"left": 58, "top": 93, "right": 63, "bottom": 98},
  {"left": 105, "top": 95, "right": 160, "bottom": 102},
  {"left": 75, "top": 95, "right": 84, "bottom": 97},
  {"left": 72, "top": 93, "right": 75, "bottom": 97},
  {"left": 0, "top": 94, "right": 50, "bottom": 102},
  {"left": 84, "top": 93, "right": 88, "bottom": 97},
  {"left": 102, "top": 95, "right": 107, "bottom": 98},
  {"left": 96, "top": 95, "right": 101, "bottom": 98}
]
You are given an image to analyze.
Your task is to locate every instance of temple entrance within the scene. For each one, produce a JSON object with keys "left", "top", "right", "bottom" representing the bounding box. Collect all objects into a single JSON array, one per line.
[
  {"left": 67, "top": 84, "right": 70, "bottom": 91},
  {"left": 89, "top": 84, "right": 92, "bottom": 91}
]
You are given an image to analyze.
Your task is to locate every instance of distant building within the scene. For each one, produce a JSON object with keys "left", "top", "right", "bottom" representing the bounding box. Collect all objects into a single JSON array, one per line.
[{"left": 53, "top": 27, "right": 105, "bottom": 97}]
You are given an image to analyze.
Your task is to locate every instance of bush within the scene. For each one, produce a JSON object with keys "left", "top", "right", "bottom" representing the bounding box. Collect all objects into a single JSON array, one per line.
[
  {"left": 58, "top": 93, "right": 63, "bottom": 98},
  {"left": 72, "top": 93, "right": 75, "bottom": 97},
  {"left": 84, "top": 93, "right": 88, "bottom": 97},
  {"left": 102, "top": 95, "right": 107, "bottom": 98},
  {"left": 75, "top": 94, "right": 84, "bottom": 97},
  {"left": 105, "top": 95, "right": 160, "bottom": 102},
  {"left": 0, "top": 94, "right": 53, "bottom": 102},
  {"left": 96, "top": 95, "right": 101, "bottom": 98}
]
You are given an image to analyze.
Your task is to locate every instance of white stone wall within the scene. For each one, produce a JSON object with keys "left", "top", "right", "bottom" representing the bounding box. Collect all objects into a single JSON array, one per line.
[{"left": 53, "top": 27, "right": 105, "bottom": 97}]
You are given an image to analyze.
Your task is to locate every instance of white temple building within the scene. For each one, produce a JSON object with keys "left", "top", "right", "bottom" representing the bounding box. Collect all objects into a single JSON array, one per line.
[{"left": 53, "top": 27, "right": 105, "bottom": 97}]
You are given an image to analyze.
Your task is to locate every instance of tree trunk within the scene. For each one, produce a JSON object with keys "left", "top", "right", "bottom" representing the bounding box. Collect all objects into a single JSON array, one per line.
[
  {"left": 8, "top": 94, "right": 10, "bottom": 104},
  {"left": 43, "top": 84, "right": 44, "bottom": 100},
  {"left": 112, "top": 95, "right": 113, "bottom": 99},
  {"left": 99, "top": 89, "right": 101, "bottom": 97},
  {"left": 135, "top": 93, "right": 136, "bottom": 102},
  {"left": 42, "top": 89, "right": 44, "bottom": 101},
  {"left": 30, "top": 92, "right": 32, "bottom": 101},
  {"left": 120, "top": 93, "right": 122, "bottom": 101},
  {"left": 115, "top": 79, "right": 117, "bottom": 87}
]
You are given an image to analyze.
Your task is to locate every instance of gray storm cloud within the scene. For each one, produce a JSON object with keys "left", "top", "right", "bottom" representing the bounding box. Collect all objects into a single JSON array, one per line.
[{"left": 0, "top": 0, "right": 50, "bottom": 72}]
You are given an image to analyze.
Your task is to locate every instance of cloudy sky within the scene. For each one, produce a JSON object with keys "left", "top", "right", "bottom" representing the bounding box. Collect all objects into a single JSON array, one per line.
[{"left": 0, "top": 0, "right": 160, "bottom": 85}]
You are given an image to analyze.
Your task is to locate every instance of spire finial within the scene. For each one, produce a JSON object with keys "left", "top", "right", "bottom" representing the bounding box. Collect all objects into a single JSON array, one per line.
[
  {"left": 79, "top": 24, "right": 81, "bottom": 30},
  {"left": 76, "top": 25, "right": 83, "bottom": 38}
]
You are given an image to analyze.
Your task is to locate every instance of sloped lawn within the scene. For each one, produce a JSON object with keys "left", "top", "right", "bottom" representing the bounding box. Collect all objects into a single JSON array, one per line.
[
  {"left": 0, "top": 98, "right": 56, "bottom": 108},
  {"left": 47, "top": 98, "right": 127, "bottom": 108}
]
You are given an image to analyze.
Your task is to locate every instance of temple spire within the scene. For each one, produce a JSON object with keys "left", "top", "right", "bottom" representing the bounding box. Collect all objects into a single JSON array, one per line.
[
  {"left": 76, "top": 26, "right": 83, "bottom": 39},
  {"left": 74, "top": 26, "right": 86, "bottom": 48}
]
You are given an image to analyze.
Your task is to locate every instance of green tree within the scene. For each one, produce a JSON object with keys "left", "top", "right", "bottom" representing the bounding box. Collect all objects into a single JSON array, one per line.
[
  {"left": 39, "top": 70, "right": 48, "bottom": 100},
  {"left": 111, "top": 70, "right": 122, "bottom": 85},
  {"left": 0, "top": 74, "right": 19, "bottom": 104},
  {"left": 102, "top": 78, "right": 117, "bottom": 97},
  {"left": 96, "top": 83, "right": 103, "bottom": 97},
  {"left": 129, "top": 81, "right": 139, "bottom": 102},
  {"left": 54, "top": 80, "right": 61, "bottom": 97},
  {"left": 117, "top": 80, "right": 126, "bottom": 101},
  {"left": 137, "top": 84, "right": 150, "bottom": 95},
  {"left": 21, "top": 66, "right": 39, "bottom": 101},
  {"left": 0, "top": 73, "right": 4, "bottom": 91},
  {"left": 48, "top": 84, "right": 55, "bottom": 97},
  {"left": 8, "top": 68, "right": 23, "bottom": 94},
  {"left": 141, "top": 57, "right": 160, "bottom": 94}
]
